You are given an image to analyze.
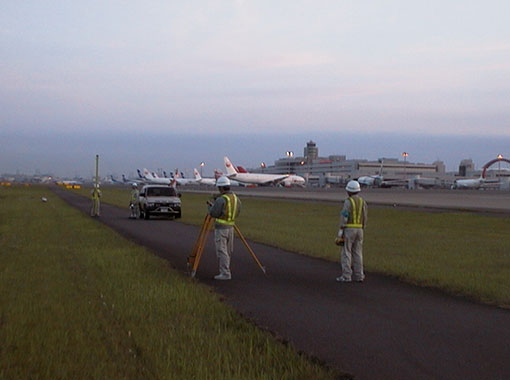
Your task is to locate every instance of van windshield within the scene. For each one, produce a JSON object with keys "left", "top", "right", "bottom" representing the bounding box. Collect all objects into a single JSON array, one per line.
[{"left": 146, "top": 187, "right": 177, "bottom": 197}]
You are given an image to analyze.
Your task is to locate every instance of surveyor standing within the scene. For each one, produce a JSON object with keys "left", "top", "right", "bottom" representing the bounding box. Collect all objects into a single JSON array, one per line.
[
  {"left": 208, "top": 176, "right": 241, "bottom": 280},
  {"left": 90, "top": 183, "right": 102, "bottom": 217},
  {"left": 336, "top": 180, "right": 367, "bottom": 283},
  {"left": 129, "top": 183, "right": 139, "bottom": 219}
]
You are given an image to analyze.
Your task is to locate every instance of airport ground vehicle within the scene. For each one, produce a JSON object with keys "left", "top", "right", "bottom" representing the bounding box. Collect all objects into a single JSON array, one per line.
[{"left": 137, "top": 185, "right": 181, "bottom": 219}]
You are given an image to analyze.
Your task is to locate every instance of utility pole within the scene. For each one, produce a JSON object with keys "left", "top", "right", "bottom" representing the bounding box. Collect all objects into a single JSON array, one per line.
[
  {"left": 91, "top": 154, "right": 101, "bottom": 217},
  {"left": 95, "top": 154, "right": 99, "bottom": 187}
]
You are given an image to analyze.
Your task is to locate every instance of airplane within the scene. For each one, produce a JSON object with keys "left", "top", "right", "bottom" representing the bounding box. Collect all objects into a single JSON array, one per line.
[
  {"left": 451, "top": 176, "right": 499, "bottom": 189},
  {"left": 193, "top": 168, "right": 217, "bottom": 186},
  {"left": 224, "top": 156, "right": 305, "bottom": 186},
  {"left": 193, "top": 168, "right": 243, "bottom": 186},
  {"left": 110, "top": 175, "right": 124, "bottom": 184},
  {"left": 280, "top": 175, "right": 306, "bottom": 187},
  {"left": 357, "top": 159, "right": 415, "bottom": 189},
  {"left": 172, "top": 169, "right": 199, "bottom": 186},
  {"left": 357, "top": 160, "right": 384, "bottom": 187},
  {"left": 232, "top": 165, "right": 303, "bottom": 186},
  {"left": 140, "top": 169, "right": 177, "bottom": 186}
]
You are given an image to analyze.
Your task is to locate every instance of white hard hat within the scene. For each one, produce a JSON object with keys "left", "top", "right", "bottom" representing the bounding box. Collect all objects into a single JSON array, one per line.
[
  {"left": 346, "top": 180, "right": 361, "bottom": 193},
  {"left": 132, "top": 183, "right": 138, "bottom": 188},
  {"left": 216, "top": 176, "right": 231, "bottom": 187}
]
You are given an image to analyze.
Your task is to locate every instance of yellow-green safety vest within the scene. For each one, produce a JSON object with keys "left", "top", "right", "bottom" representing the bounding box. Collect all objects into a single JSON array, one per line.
[
  {"left": 92, "top": 190, "right": 101, "bottom": 200},
  {"left": 216, "top": 194, "right": 239, "bottom": 226},
  {"left": 345, "top": 196, "right": 364, "bottom": 228}
]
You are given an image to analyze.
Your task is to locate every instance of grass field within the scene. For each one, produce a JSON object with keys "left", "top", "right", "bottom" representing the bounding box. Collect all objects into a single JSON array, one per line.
[
  {"left": 75, "top": 185, "right": 510, "bottom": 308},
  {"left": 0, "top": 185, "right": 342, "bottom": 379}
]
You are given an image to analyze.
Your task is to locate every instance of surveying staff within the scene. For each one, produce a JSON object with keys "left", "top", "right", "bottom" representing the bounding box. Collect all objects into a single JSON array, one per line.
[
  {"left": 336, "top": 180, "right": 367, "bottom": 283},
  {"left": 90, "top": 183, "right": 102, "bottom": 217},
  {"left": 207, "top": 176, "right": 241, "bottom": 280},
  {"left": 129, "top": 183, "right": 139, "bottom": 219}
]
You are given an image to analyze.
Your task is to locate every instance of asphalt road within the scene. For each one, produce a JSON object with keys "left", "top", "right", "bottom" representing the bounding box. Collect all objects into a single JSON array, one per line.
[{"left": 54, "top": 188, "right": 510, "bottom": 380}]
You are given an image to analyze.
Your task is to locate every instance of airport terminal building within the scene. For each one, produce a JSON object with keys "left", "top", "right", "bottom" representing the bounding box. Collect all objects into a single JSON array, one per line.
[{"left": 251, "top": 140, "right": 448, "bottom": 187}]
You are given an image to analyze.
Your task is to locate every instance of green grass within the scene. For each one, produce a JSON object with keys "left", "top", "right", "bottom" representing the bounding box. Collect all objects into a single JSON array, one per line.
[
  {"left": 0, "top": 185, "right": 342, "bottom": 379},
  {"left": 74, "top": 185, "right": 510, "bottom": 308}
]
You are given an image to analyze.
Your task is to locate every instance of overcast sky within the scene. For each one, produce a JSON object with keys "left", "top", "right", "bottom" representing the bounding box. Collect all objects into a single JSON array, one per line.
[{"left": 1, "top": 1, "right": 510, "bottom": 177}]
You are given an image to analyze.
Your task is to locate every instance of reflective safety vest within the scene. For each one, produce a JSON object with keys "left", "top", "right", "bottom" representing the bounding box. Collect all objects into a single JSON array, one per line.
[
  {"left": 216, "top": 194, "right": 239, "bottom": 226},
  {"left": 345, "top": 196, "right": 365, "bottom": 228},
  {"left": 92, "top": 190, "right": 101, "bottom": 200}
]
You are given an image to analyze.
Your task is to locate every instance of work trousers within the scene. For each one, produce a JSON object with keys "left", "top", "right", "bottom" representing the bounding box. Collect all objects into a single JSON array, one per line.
[
  {"left": 340, "top": 228, "right": 364, "bottom": 281},
  {"left": 91, "top": 199, "right": 100, "bottom": 217},
  {"left": 129, "top": 202, "right": 138, "bottom": 218},
  {"left": 214, "top": 227, "right": 234, "bottom": 276}
]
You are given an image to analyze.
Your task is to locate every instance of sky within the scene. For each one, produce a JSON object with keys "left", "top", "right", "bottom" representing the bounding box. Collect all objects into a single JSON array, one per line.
[{"left": 1, "top": 1, "right": 510, "bottom": 177}]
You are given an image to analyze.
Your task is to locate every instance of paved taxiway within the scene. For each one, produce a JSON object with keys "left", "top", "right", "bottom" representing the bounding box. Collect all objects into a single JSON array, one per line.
[
  {"left": 55, "top": 188, "right": 510, "bottom": 380},
  {"left": 182, "top": 186, "right": 510, "bottom": 214}
]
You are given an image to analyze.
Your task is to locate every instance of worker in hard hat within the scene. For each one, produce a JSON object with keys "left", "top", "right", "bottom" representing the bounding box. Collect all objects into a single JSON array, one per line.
[
  {"left": 335, "top": 180, "right": 367, "bottom": 282},
  {"left": 207, "top": 176, "right": 241, "bottom": 280},
  {"left": 90, "top": 183, "right": 102, "bottom": 217},
  {"left": 129, "top": 183, "right": 139, "bottom": 219}
]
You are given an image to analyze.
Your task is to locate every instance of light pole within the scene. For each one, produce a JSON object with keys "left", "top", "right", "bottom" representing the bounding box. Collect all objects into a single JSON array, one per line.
[
  {"left": 401, "top": 152, "right": 409, "bottom": 178},
  {"left": 497, "top": 154, "right": 503, "bottom": 177},
  {"left": 200, "top": 162, "right": 205, "bottom": 177},
  {"left": 285, "top": 151, "right": 294, "bottom": 173}
]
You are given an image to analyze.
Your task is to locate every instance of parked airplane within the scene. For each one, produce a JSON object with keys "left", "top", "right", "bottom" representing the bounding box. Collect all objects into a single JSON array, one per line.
[
  {"left": 193, "top": 168, "right": 243, "bottom": 187},
  {"left": 140, "top": 169, "right": 177, "bottom": 186},
  {"left": 357, "top": 159, "right": 421, "bottom": 189},
  {"left": 224, "top": 156, "right": 305, "bottom": 186},
  {"left": 358, "top": 160, "right": 384, "bottom": 187},
  {"left": 172, "top": 169, "right": 199, "bottom": 186},
  {"left": 451, "top": 176, "right": 499, "bottom": 189},
  {"left": 280, "top": 175, "right": 306, "bottom": 187},
  {"left": 193, "top": 168, "right": 217, "bottom": 186}
]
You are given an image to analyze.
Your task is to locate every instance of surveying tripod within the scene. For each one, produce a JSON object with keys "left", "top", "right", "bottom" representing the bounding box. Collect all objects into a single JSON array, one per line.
[{"left": 187, "top": 214, "right": 266, "bottom": 278}]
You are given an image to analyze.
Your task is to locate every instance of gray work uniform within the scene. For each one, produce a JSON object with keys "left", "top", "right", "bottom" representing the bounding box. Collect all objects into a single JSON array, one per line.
[
  {"left": 338, "top": 194, "right": 367, "bottom": 281},
  {"left": 130, "top": 189, "right": 139, "bottom": 218},
  {"left": 91, "top": 189, "right": 102, "bottom": 217},
  {"left": 208, "top": 192, "right": 241, "bottom": 277}
]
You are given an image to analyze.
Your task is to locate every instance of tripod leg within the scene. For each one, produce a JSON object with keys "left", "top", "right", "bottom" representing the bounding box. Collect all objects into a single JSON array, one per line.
[
  {"left": 234, "top": 225, "right": 266, "bottom": 275},
  {"left": 188, "top": 214, "right": 211, "bottom": 276},
  {"left": 190, "top": 215, "right": 214, "bottom": 278}
]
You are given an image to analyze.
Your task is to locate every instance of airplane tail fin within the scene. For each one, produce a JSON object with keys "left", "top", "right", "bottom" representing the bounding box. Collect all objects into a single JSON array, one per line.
[
  {"left": 237, "top": 165, "right": 248, "bottom": 173},
  {"left": 214, "top": 169, "right": 223, "bottom": 179},
  {"left": 193, "top": 168, "right": 201, "bottom": 180},
  {"left": 174, "top": 169, "right": 181, "bottom": 178},
  {"left": 143, "top": 169, "right": 154, "bottom": 179},
  {"left": 224, "top": 157, "right": 238, "bottom": 176},
  {"left": 122, "top": 174, "right": 127, "bottom": 182},
  {"left": 137, "top": 169, "right": 144, "bottom": 179}
]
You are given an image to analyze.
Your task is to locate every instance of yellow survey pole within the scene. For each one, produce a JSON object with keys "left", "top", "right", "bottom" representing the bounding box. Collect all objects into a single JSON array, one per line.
[{"left": 95, "top": 154, "right": 99, "bottom": 188}]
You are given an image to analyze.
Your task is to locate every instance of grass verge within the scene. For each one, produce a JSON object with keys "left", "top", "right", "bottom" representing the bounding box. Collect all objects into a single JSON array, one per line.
[
  {"left": 0, "top": 185, "right": 341, "bottom": 379},
  {"left": 74, "top": 186, "right": 510, "bottom": 308}
]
